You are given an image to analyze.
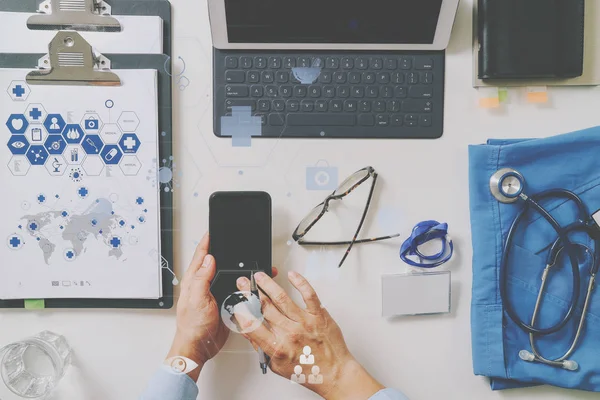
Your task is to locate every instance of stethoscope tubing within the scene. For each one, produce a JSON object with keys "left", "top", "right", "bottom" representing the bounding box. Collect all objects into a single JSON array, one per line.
[{"left": 499, "top": 189, "right": 586, "bottom": 336}]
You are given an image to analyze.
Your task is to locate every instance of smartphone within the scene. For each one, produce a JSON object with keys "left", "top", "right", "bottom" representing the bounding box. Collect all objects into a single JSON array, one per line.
[{"left": 209, "top": 191, "right": 272, "bottom": 306}]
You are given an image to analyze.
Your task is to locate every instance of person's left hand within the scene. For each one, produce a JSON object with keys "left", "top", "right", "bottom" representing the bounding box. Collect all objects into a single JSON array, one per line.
[{"left": 167, "top": 233, "right": 278, "bottom": 381}]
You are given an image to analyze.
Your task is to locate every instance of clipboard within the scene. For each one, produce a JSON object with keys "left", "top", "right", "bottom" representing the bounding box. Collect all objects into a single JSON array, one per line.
[
  {"left": 0, "top": 32, "right": 174, "bottom": 309},
  {"left": 0, "top": 0, "right": 172, "bottom": 56}
]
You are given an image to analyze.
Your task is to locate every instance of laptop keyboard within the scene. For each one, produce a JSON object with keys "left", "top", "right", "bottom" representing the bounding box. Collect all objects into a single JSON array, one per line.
[{"left": 213, "top": 50, "right": 445, "bottom": 139}]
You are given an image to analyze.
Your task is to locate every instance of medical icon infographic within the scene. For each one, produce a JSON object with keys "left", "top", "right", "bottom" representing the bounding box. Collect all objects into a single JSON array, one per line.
[
  {"left": 290, "top": 346, "right": 324, "bottom": 385},
  {"left": 220, "top": 291, "right": 264, "bottom": 333}
]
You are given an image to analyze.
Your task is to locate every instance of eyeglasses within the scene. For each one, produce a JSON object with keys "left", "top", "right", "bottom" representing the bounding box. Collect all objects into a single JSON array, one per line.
[{"left": 292, "top": 166, "right": 400, "bottom": 267}]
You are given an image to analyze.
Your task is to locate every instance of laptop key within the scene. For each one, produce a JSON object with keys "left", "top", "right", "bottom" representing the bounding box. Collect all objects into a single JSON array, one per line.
[
  {"left": 294, "top": 86, "right": 308, "bottom": 97},
  {"left": 309, "top": 86, "right": 321, "bottom": 97},
  {"left": 420, "top": 115, "right": 432, "bottom": 127},
  {"left": 330, "top": 100, "right": 343, "bottom": 112},
  {"left": 287, "top": 100, "right": 300, "bottom": 112},
  {"left": 225, "top": 99, "right": 256, "bottom": 112},
  {"left": 298, "top": 57, "right": 311, "bottom": 67},
  {"left": 385, "top": 58, "right": 398, "bottom": 70},
  {"left": 387, "top": 100, "right": 400, "bottom": 112},
  {"left": 316, "top": 100, "right": 328, "bottom": 112},
  {"left": 254, "top": 57, "right": 267, "bottom": 69},
  {"left": 301, "top": 100, "right": 314, "bottom": 112},
  {"left": 370, "top": 58, "right": 382, "bottom": 69},
  {"left": 407, "top": 72, "right": 419, "bottom": 84},
  {"left": 268, "top": 57, "right": 281, "bottom": 69},
  {"left": 337, "top": 86, "right": 350, "bottom": 98},
  {"left": 225, "top": 71, "right": 245, "bottom": 83},
  {"left": 262, "top": 71, "right": 274, "bottom": 83},
  {"left": 376, "top": 115, "right": 389, "bottom": 126},
  {"left": 348, "top": 72, "right": 361, "bottom": 84},
  {"left": 341, "top": 57, "right": 354, "bottom": 69},
  {"left": 359, "top": 100, "right": 371, "bottom": 112},
  {"left": 287, "top": 113, "right": 355, "bottom": 126},
  {"left": 323, "top": 86, "right": 335, "bottom": 98},
  {"left": 402, "top": 99, "right": 432, "bottom": 113},
  {"left": 283, "top": 57, "right": 296, "bottom": 68},
  {"left": 392, "top": 72, "right": 405, "bottom": 84},
  {"left": 247, "top": 71, "right": 260, "bottom": 83},
  {"left": 381, "top": 87, "right": 393, "bottom": 98},
  {"left": 241, "top": 57, "right": 252, "bottom": 69},
  {"left": 280, "top": 85, "right": 292, "bottom": 97},
  {"left": 276, "top": 71, "right": 289, "bottom": 83},
  {"left": 333, "top": 72, "right": 347, "bottom": 83},
  {"left": 250, "top": 86, "right": 263, "bottom": 97},
  {"left": 268, "top": 113, "right": 285, "bottom": 126},
  {"left": 358, "top": 114, "right": 375, "bottom": 126},
  {"left": 265, "top": 86, "right": 278, "bottom": 97},
  {"left": 363, "top": 72, "right": 375, "bottom": 84},
  {"left": 415, "top": 57, "right": 434, "bottom": 70},
  {"left": 344, "top": 100, "right": 357, "bottom": 112},
  {"left": 421, "top": 72, "right": 433, "bottom": 84},
  {"left": 273, "top": 100, "right": 285, "bottom": 112},
  {"left": 373, "top": 100, "right": 386, "bottom": 112},
  {"left": 400, "top": 58, "right": 412, "bottom": 70},
  {"left": 226, "top": 85, "right": 249, "bottom": 97},
  {"left": 391, "top": 114, "right": 403, "bottom": 126},
  {"left": 326, "top": 57, "right": 340, "bottom": 69},
  {"left": 394, "top": 86, "right": 407, "bottom": 98},
  {"left": 258, "top": 100, "right": 270, "bottom": 112},
  {"left": 352, "top": 87, "right": 365, "bottom": 98},
  {"left": 356, "top": 58, "right": 368, "bottom": 70},
  {"left": 319, "top": 71, "right": 332, "bottom": 84},
  {"left": 377, "top": 72, "right": 390, "bottom": 84},
  {"left": 409, "top": 86, "right": 433, "bottom": 98},
  {"left": 225, "top": 56, "right": 238, "bottom": 69},
  {"left": 367, "top": 86, "right": 379, "bottom": 98}
]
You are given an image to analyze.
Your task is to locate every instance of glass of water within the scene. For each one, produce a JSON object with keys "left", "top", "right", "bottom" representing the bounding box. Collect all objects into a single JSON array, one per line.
[{"left": 0, "top": 331, "right": 71, "bottom": 399}]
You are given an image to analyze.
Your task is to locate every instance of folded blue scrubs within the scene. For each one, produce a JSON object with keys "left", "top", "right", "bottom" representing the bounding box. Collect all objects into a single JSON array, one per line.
[{"left": 468, "top": 126, "right": 600, "bottom": 391}]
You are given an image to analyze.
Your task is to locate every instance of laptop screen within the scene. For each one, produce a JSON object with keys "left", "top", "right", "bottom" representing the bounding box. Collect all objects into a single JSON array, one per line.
[{"left": 224, "top": 0, "right": 444, "bottom": 44}]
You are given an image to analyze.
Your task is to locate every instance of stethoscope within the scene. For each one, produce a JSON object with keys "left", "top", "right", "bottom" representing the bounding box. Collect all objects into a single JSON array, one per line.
[{"left": 490, "top": 168, "right": 599, "bottom": 371}]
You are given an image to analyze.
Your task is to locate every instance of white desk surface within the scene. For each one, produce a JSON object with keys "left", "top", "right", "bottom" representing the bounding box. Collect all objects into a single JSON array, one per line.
[{"left": 2, "top": 1, "right": 600, "bottom": 399}]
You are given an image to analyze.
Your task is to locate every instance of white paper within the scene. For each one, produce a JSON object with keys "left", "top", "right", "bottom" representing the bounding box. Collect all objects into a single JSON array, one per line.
[
  {"left": 381, "top": 272, "right": 451, "bottom": 316},
  {"left": 0, "top": 69, "right": 162, "bottom": 299},
  {"left": 0, "top": 13, "right": 163, "bottom": 54}
]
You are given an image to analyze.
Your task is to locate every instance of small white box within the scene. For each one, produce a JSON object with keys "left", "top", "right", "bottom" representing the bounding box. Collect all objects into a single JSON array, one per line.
[{"left": 382, "top": 271, "right": 451, "bottom": 317}]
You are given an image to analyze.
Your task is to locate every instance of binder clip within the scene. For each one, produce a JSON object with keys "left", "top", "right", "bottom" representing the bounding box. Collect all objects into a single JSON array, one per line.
[
  {"left": 26, "top": 31, "right": 121, "bottom": 87},
  {"left": 28, "top": 0, "right": 121, "bottom": 32}
]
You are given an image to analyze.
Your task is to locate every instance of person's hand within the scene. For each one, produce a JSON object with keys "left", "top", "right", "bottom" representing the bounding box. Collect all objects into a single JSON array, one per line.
[
  {"left": 168, "top": 233, "right": 278, "bottom": 381},
  {"left": 235, "top": 271, "right": 384, "bottom": 400}
]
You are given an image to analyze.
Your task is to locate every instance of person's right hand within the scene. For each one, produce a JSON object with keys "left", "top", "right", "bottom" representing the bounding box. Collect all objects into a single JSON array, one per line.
[{"left": 235, "top": 271, "right": 384, "bottom": 400}]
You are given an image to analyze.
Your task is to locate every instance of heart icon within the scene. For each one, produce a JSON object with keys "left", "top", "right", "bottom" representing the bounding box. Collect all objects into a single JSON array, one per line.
[{"left": 11, "top": 118, "right": 23, "bottom": 131}]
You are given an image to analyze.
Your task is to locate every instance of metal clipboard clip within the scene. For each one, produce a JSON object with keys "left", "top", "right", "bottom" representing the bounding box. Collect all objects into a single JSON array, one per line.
[
  {"left": 26, "top": 31, "right": 121, "bottom": 87},
  {"left": 28, "top": 0, "right": 121, "bottom": 32}
]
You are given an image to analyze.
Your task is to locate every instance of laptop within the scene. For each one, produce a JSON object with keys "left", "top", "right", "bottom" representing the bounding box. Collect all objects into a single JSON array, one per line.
[{"left": 209, "top": 0, "right": 459, "bottom": 140}]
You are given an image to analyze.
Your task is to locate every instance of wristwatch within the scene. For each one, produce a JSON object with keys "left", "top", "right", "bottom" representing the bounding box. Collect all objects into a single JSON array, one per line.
[{"left": 164, "top": 356, "right": 199, "bottom": 374}]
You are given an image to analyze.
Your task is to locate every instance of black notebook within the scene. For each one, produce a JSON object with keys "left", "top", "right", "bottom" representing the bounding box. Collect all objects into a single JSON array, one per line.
[{"left": 478, "top": 0, "right": 585, "bottom": 79}]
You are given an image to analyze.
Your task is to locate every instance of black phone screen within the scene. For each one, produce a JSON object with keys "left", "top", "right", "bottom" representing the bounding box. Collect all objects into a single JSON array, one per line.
[{"left": 209, "top": 191, "right": 272, "bottom": 305}]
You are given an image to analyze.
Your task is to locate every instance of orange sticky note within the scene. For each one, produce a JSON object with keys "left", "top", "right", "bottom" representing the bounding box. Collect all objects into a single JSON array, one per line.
[
  {"left": 478, "top": 87, "right": 500, "bottom": 108},
  {"left": 527, "top": 87, "right": 548, "bottom": 103}
]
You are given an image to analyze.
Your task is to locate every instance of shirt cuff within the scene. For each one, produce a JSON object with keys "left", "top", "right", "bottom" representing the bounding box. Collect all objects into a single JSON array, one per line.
[
  {"left": 369, "top": 388, "right": 410, "bottom": 400},
  {"left": 139, "top": 365, "right": 199, "bottom": 400}
]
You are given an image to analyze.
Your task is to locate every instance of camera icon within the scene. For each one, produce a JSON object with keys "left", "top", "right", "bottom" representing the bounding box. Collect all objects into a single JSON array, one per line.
[
  {"left": 306, "top": 160, "right": 338, "bottom": 191},
  {"left": 84, "top": 118, "right": 99, "bottom": 130}
]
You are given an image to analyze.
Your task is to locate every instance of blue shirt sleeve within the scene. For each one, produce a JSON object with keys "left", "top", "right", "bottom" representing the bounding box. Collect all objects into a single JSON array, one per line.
[
  {"left": 369, "top": 388, "right": 410, "bottom": 400},
  {"left": 139, "top": 366, "right": 198, "bottom": 400},
  {"left": 140, "top": 366, "right": 407, "bottom": 400}
]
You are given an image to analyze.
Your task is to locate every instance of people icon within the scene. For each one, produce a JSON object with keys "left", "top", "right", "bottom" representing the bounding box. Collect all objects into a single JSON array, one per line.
[
  {"left": 290, "top": 365, "right": 305, "bottom": 384},
  {"left": 308, "top": 365, "right": 323, "bottom": 384},
  {"left": 50, "top": 117, "right": 59, "bottom": 130},
  {"left": 299, "top": 345, "right": 315, "bottom": 365}
]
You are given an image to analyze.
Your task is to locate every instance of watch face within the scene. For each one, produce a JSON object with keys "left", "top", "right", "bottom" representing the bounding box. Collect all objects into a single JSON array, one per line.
[{"left": 164, "top": 356, "right": 199, "bottom": 374}]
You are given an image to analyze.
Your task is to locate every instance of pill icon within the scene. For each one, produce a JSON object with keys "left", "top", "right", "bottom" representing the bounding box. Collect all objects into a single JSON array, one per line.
[{"left": 105, "top": 148, "right": 118, "bottom": 161}]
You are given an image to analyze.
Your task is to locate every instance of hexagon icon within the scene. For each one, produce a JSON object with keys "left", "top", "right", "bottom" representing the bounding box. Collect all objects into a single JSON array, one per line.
[
  {"left": 44, "top": 135, "right": 67, "bottom": 155},
  {"left": 65, "top": 144, "right": 86, "bottom": 165},
  {"left": 26, "top": 145, "right": 49, "bottom": 166},
  {"left": 82, "top": 155, "right": 104, "bottom": 176},
  {"left": 25, "top": 125, "right": 48, "bottom": 145},
  {"left": 7, "top": 155, "right": 31, "bottom": 176},
  {"left": 100, "top": 123, "right": 122, "bottom": 144},
  {"left": 7, "top": 80, "right": 30, "bottom": 101},
  {"left": 81, "top": 135, "right": 104, "bottom": 155},
  {"left": 117, "top": 111, "right": 140, "bottom": 132},
  {"left": 100, "top": 144, "right": 123, "bottom": 165},
  {"left": 119, "top": 133, "right": 141, "bottom": 154},
  {"left": 6, "top": 114, "right": 28, "bottom": 134},
  {"left": 25, "top": 104, "right": 47, "bottom": 123},
  {"left": 81, "top": 113, "right": 103, "bottom": 133},
  {"left": 45, "top": 155, "right": 67, "bottom": 176},
  {"left": 7, "top": 135, "right": 29, "bottom": 155},
  {"left": 119, "top": 155, "right": 142, "bottom": 176},
  {"left": 44, "top": 114, "right": 66, "bottom": 135},
  {"left": 62, "top": 124, "right": 84, "bottom": 144}
]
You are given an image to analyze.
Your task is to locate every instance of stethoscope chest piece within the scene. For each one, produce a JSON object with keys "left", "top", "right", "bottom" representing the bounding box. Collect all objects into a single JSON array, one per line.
[{"left": 490, "top": 168, "right": 525, "bottom": 204}]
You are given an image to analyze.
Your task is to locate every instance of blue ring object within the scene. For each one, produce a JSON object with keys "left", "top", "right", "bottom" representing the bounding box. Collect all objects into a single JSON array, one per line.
[
  {"left": 498, "top": 171, "right": 524, "bottom": 199},
  {"left": 400, "top": 220, "right": 453, "bottom": 268}
]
